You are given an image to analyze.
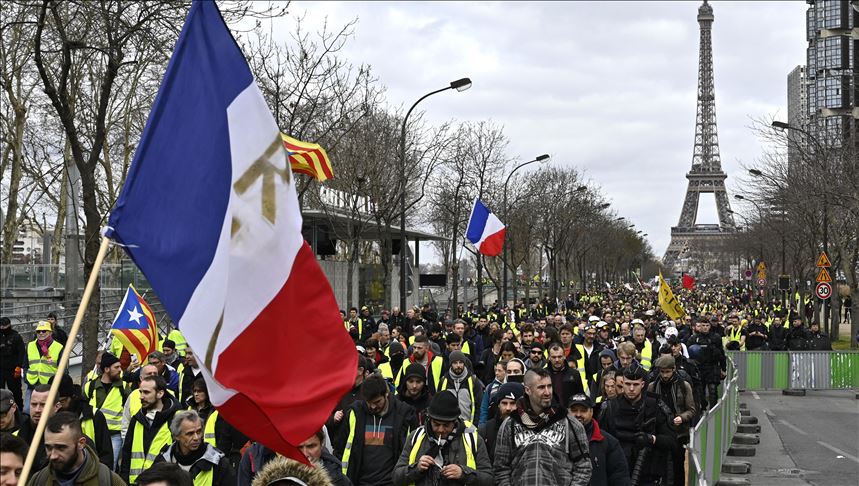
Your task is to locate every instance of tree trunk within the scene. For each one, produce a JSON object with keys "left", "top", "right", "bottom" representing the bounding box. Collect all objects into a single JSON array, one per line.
[{"left": 1, "top": 99, "right": 26, "bottom": 263}]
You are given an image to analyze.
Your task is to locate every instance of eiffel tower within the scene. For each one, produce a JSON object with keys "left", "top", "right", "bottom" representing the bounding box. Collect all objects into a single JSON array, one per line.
[{"left": 663, "top": 0, "right": 736, "bottom": 271}]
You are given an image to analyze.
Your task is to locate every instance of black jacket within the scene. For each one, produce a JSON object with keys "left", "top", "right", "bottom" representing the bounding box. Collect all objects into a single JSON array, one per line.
[
  {"left": 120, "top": 393, "right": 180, "bottom": 482},
  {"left": 786, "top": 326, "right": 811, "bottom": 350},
  {"left": 599, "top": 393, "right": 674, "bottom": 483},
  {"left": 477, "top": 417, "right": 502, "bottom": 464},
  {"left": 686, "top": 332, "right": 725, "bottom": 383},
  {"left": 238, "top": 442, "right": 275, "bottom": 486},
  {"left": 547, "top": 361, "right": 586, "bottom": 409},
  {"left": 77, "top": 402, "right": 114, "bottom": 467},
  {"left": 0, "top": 327, "right": 25, "bottom": 371},
  {"left": 807, "top": 331, "right": 832, "bottom": 350},
  {"left": 333, "top": 397, "right": 417, "bottom": 483},
  {"left": 584, "top": 419, "right": 630, "bottom": 486},
  {"left": 156, "top": 442, "right": 235, "bottom": 486}
]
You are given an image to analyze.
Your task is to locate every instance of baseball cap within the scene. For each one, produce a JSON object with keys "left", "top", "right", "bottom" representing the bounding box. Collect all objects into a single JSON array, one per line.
[
  {"left": 35, "top": 321, "right": 53, "bottom": 332},
  {"left": 568, "top": 393, "right": 594, "bottom": 409},
  {"left": 0, "top": 389, "right": 14, "bottom": 413},
  {"left": 631, "top": 318, "right": 644, "bottom": 325}
]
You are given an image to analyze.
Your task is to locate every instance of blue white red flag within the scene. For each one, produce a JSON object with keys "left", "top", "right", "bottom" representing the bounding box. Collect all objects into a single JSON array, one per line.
[
  {"left": 110, "top": 285, "right": 158, "bottom": 363},
  {"left": 465, "top": 198, "right": 506, "bottom": 256},
  {"left": 104, "top": 0, "right": 355, "bottom": 463}
]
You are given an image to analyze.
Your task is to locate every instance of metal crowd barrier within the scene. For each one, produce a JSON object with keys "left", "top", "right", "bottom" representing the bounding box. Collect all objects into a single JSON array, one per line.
[
  {"left": 729, "top": 351, "right": 859, "bottom": 390},
  {"left": 687, "top": 356, "right": 740, "bottom": 486}
]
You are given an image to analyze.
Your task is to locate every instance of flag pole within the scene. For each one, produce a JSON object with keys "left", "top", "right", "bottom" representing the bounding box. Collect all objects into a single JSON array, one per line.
[{"left": 17, "top": 236, "right": 111, "bottom": 486}]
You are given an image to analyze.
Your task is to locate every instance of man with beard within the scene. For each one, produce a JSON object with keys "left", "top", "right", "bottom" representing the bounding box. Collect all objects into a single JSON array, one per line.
[
  {"left": 396, "top": 364, "right": 432, "bottom": 424},
  {"left": 27, "top": 411, "right": 124, "bottom": 486},
  {"left": 494, "top": 368, "right": 592, "bottom": 486},
  {"left": 523, "top": 343, "right": 546, "bottom": 370},
  {"left": 392, "top": 391, "right": 492, "bottom": 486},
  {"left": 477, "top": 382, "right": 523, "bottom": 464},
  {"left": 51, "top": 374, "right": 113, "bottom": 468},
  {"left": 397, "top": 336, "right": 443, "bottom": 392},
  {"left": 567, "top": 394, "right": 629, "bottom": 486},
  {"left": 599, "top": 363, "right": 673, "bottom": 485},
  {"left": 120, "top": 364, "right": 159, "bottom": 440},
  {"left": 154, "top": 410, "right": 234, "bottom": 486},
  {"left": 546, "top": 344, "right": 587, "bottom": 409},
  {"left": 436, "top": 352, "right": 483, "bottom": 424},
  {"left": 83, "top": 352, "right": 126, "bottom": 468},
  {"left": 120, "top": 375, "right": 180, "bottom": 484}
]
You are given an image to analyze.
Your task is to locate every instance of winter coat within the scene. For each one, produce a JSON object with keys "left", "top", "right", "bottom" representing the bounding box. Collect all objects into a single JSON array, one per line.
[
  {"left": 786, "top": 326, "right": 811, "bottom": 350},
  {"left": 0, "top": 327, "right": 25, "bottom": 371},
  {"left": 392, "top": 421, "right": 493, "bottom": 486},
  {"left": 648, "top": 375, "right": 697, "bottom": 440},
  {"left": 27, "top": 444, "right": 125, "bottom": 486},
  {"left": 547, "top": 361, "right": 587, "bottom": 409},
  {"left": 477, "top": 417, "right": 502, "bottom": 464},
  {"left": 251, "top": 455, "right": 334, "bottom": 486},
  {"left": 494, "top": 398, "right": 592, "bottom": 486},
  {"left": 155, "top": 442, "right": 235, "bottom": 486},
  {"left": 238, "top": 443, "right": 276, "bottom": 486},
  {"left": 599, "top": 393, "right": 674, "bottom": 483},
  {"left": 584, "top": 419, "right": 630, "bottom": 486},
  {"left": 807, "top": 331, "right": 832, "bottom": 350},
  {"left": 685, "top": 333, "right": 725, "bottom": 384}
]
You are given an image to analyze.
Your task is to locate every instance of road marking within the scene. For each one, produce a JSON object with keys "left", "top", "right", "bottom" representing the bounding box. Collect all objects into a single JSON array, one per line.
[
  {"left": 751, "top": 391, "right": 760, "bottom": 400},
  {"left": 817, "top": 441, "right": 859, "bottom": 464},
  {"left": 778, "top": 420, "right": 808, "bottom": 435}
]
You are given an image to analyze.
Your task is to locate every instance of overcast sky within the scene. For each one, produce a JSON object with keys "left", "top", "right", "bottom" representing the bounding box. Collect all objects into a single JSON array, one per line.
[{"left": 275, "top": 1, "right": 808, "bottom": 261}]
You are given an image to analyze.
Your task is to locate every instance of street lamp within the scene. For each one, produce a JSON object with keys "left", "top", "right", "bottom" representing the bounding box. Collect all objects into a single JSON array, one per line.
[
  {"left": 748, "top": 168, "right": 763, "bottom": 177},
  {"left": 502, "top": 154, "right": 551, "bottom": 305},
  {"left": 399, "top": 78, "right": 472, "bottom": 312}
]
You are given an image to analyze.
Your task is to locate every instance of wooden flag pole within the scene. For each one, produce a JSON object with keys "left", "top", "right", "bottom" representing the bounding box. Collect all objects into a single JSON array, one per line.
[{"left": 17, "top": 236, "right": 112, "bottom": 486}]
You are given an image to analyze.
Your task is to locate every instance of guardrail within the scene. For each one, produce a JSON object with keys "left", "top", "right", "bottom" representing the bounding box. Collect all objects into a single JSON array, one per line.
[
  {"left": 729, "top": 351, "right": 859, "bottom": 390},
  {"left": 687, "top": 356, "right": 740, "bottom": 486}
]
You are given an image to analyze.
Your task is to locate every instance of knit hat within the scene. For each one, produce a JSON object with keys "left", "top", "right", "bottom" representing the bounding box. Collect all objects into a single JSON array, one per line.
[
  {"left": 49, "top": 374, "right": 76, "bottom": 398},
  {"left": 388, "top": 341, "right": 404, "bottom": 356},
  {"left": 653, "top": 355, "right": 676, "bottom": 369},
  {"left": 0, "top": 389, "right": 13, "bottom": 413},
  {"left": 448, "top": 351, "right": 467, "bottom": 364},
  {"left": 162, "top": 339, "right": 176, "bottom": 350},
  {"left": 100, "top": 353, "right": 120, "bottom": 372},
  {"left": 427, "top": 390, "right": 460, "bottom": 422},
  {"left": 403, "top": 363, "right": 426, "bottom": 382},
  {"left": 493, "top": 382, "right": 524, "bottom": 404}
]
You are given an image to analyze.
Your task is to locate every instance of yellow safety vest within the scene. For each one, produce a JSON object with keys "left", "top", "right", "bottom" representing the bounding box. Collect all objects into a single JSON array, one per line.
[
  {"left": 129, "top": 417, "right": 173, "bottom": 483},
  {"left": 204, "top": 410, "right": 218, "bottom": 447},
  {"left": 378, "top": 362, "right": 394, "bottom": 380},
  {"left": 461, "top": 340, "right": 471, "bottom": 356},
  {"left": 81, "top": 417, "right": 95, "bottom": 445},
  {"left": 25, "top": 341, "right": 62, "bottom": 385},
  {"left": 407, "top": 424, "right": 476, "bottom": 486},
  {"left": 438, "top": 377, "right": 476, "bottom": 422},
  {"left": 395, "top": 357, "right": 443, "bottom": 391},
  {"left": 723, "top": 326, "right": 746, "bottom": 351},
  {"left": 86, "top": 380, "right": 125, "bottom": 432},
  {"left": 573, "top": 344, "right": 590, "bottom": 396},
  {"left": 639, "top": 340, "right": 653, "bottom": 371},
  {"left": 128, "top": 387, "right": 176, "bottom": 418},
  {"left": 340, "top": 410, "right": 357, "bottom": 475}
]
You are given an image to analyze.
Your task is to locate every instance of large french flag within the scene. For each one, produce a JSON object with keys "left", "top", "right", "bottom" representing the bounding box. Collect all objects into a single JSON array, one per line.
[
  {"left": 105, "top": 0, "right": 355, "bottom": 463},
  {"left": 465, "top": 198, "right": 506, "bottom": 257}
]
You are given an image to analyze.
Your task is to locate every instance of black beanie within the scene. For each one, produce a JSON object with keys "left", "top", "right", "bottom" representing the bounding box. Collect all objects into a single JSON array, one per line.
[
  {"left": 427, "top": 390, "right": 460, "bottom": 422},
  {"left": 403, "top": 363, "right": 426, "bottom": 381},
  {"left": 100, "top": 353, "right": 120, "bottom": 371}
]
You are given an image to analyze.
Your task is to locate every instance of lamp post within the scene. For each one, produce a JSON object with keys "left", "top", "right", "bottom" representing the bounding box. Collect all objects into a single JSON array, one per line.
[
  {"left": 748, "top": 168, "right": 787, "bottom": 294},
  {"left": 399, "top": 78, "right": 471, "bottom": 312},
  {"left": 502, "top": 154, "right": 550, "bottom": 306}
]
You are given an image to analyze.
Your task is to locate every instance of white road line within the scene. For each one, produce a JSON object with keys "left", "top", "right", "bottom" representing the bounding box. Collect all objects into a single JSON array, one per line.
[
  {"left": 817, "top": 441, "right": 859, "bottom": 464},
  {"left": 778, "top": 420, "right": 808, "bottom": 435},
  {"left": 751, "top": 391, "right": 760, "bottom": 400}
]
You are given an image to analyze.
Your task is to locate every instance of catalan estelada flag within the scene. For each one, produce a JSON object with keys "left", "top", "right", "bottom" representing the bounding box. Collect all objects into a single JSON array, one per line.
[
  {"left": 281, "top": 133, "right": 334, "bottom": 181},
  {"left": 110, "top": 285, "right": 158, "bottom": 363}
]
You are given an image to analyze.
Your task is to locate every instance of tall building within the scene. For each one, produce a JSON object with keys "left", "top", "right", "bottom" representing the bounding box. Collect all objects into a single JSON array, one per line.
[
  {"left": 805, "top": 0, "right": 858, "bottom": 147},
  {"left": 786, "top": 65, "right": 808, "bottom": 170}
]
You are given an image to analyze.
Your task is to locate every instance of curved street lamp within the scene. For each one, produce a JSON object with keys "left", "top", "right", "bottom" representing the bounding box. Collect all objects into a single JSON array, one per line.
[
  {"left": 502, "top": 154, "right": 551, "bottom": 304},
  {"left": 399, "top": 78, "right": 472, "bottom": 312}
]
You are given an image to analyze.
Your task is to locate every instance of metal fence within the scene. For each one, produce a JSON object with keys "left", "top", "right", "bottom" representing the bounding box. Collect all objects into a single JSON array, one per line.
[
  {"left": 687, "top": 356, "right": 740, "bottom": 486},
  {"left": 729, "top": 351, "right": 859, "bottom": 390},
  {"left": 1, "top": 263, "right": 152, "bottom": 291}
]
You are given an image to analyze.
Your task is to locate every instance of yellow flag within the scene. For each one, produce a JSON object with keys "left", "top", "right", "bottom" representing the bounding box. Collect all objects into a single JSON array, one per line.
[{"left": 658, "top": 273, "right": 686, "bottom": 320}]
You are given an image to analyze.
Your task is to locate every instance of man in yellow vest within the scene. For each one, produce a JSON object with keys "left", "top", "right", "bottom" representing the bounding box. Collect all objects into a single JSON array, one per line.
[
  {"left": 120, "top": 375, "right": 179, "bottom": 484},
  {"left": 436, "top": 352, "right": 483, "bottom": 425},
  {"left": 392, "top": 390, "right": 492, "bottom": 486},
  {"left": 120, "top": 364, "right": 159, "bottom": 440},
  {"left": 154, "top": 410, "right": 235, "bottom": 486},
  {"left": 51, "top": 374, "right": 114, "bottom": 468},
  {"left": 630, "top": 325, "right": 654, "bottom": 371},
  {"left": 23, "top": 321, "right": 63, "bottom": 415},
  {"left": 84, "top": 352, "right": 127, "bottom": 468}
]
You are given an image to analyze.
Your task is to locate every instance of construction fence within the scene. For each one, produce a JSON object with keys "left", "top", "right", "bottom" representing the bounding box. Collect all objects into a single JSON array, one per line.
[{"left": 729, "top": 350, "right": 859, "bottom": 390}]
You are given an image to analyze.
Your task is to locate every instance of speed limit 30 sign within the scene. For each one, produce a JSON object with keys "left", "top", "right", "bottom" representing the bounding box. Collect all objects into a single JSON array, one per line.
[{"left": 815, "top": 282, "right": 832, "bottom": 300}]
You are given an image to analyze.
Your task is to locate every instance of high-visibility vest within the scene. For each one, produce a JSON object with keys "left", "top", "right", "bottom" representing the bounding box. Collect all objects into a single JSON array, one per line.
[
  {"left": 86, "top": 380, "right": 125, "bottom": 432},
  {"left": 340, "top": 410, "right": 358, "bottom": 475},
  {"left": 167, "top": 330, "right": 188, "bottom": 356},
  {"left": 344, "top": 318, "right": 364, "bottom": 337},
  {"left": 396, "top": 356, "right": 443, "bottom": 391},
  {"left": 204, "top": 410, "right": 218, "bottom": 446},
  {"left": 81, "top": 416, "right": 95, "bottom": 446},
  {"left": 25, "top": 341, "right": 62, "bottom": 385},
  {"left": 639, "top": 340, "right": 653, "bottom": 371},
  {"left": 128, "top": 417, "right": 173, "bottom": 483},
  {"left": 406, "top": 424, "right": 476, "bottom": 486},
  {"left": 438, "top": 376, "right": 476, "bottom": 422},
  {"left": 378, "top": 362, "right": 394, "bottom": 380},
  {"left": 573, "top": 344, "right": 590, "bottom": 396},
  {"left": 191, "top": 468, "right": 214, "bottom": 486},
  {"left": 461, "top": 340, "right": 471, "bottom": 356}
]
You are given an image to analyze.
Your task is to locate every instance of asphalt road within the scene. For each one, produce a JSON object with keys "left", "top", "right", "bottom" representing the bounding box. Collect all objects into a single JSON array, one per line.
[{"left": 741, "top": 390, "right": 859, "bottom": 486}]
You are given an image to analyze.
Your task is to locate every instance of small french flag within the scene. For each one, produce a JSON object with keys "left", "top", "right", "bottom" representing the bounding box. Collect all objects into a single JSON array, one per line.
[{"left": 466, "top": 198, "right": 506, "bottom": 257}]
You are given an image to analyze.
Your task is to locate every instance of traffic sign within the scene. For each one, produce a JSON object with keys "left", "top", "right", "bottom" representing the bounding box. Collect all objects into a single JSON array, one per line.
[
  {"left": 815, "top": 282, "right": 832, "bottom": 300},
  {"left": 816, "top": 252, "right": 831, "bottom": 268},
  {"left": 744, "top": 269, "right": 753, "bottom": 279},
  {"left": 756, "top": 278, "right": 767, "bottom": 287},
  {"left": 756, "top": 262, "right": 767, "bottom": 271},
  {"left": 816, "top": 267, "right": 832, "bottom": 283}
]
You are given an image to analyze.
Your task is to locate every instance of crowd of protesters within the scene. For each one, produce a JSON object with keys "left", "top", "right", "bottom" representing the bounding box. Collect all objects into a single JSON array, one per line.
[{"left": 0, "top": 283, "right": 840, "bottom": 486}]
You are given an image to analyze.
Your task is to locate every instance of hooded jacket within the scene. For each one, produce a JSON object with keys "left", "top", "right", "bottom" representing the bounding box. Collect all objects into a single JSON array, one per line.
[
  {"left": 396, "top": 378, "right": 432, "bottom": 424},
  {"left": 583, "top": 419, "right": 630, "bottom": 486},
  {"left": 119, "top": 392, "right": 180, "bottom": 482},
  {"left": 251, "top": 456, "right": 334, "bottom": 486},
  {"left": 392, "top": 419, "right": 493, "bottom": 486},
  {"left": 27, "top": 444, "right": 124, "bottom": 486},
  {"left": 156, "top": 442, "right": 235, "bottom": 486},
  {"left": 437, "top": 365, "right": 483, "bottom": 425},
  {"left": 493, "top": 397, "right": 592, "bottom": 486}
]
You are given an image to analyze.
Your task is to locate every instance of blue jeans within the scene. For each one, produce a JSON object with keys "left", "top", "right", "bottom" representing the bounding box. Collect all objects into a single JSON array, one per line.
[
  {"left": 110, "top": 433, "right": 122, "bottom": 470},
  {"left": 23, "top": 386, "right": 32, "bottom": 415}
]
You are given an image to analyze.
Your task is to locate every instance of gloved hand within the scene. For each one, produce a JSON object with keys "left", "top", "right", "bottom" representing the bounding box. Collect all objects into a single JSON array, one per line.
[
  {"left": 635, "top": 432, "right": 652, "bottom": 448},
  {"left": 13, "top": 367, "right": 21, "bottom": 379}
]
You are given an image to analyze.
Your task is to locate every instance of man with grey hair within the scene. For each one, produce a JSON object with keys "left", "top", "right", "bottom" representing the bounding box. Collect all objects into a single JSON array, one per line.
[{"left": 155, "top": 409, "right": 235, "bottom": 486}]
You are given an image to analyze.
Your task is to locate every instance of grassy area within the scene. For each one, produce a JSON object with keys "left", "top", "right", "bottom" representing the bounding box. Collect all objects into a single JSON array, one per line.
[{"left": 832, "top": 336, "right": 854, "bottom": 350}]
